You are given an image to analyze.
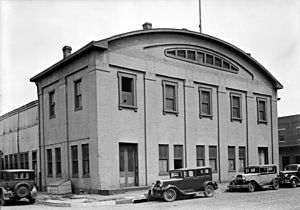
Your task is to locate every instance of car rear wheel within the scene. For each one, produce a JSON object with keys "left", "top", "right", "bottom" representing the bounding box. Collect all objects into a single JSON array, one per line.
[
  {"left": 204, "top": 185, "right": 214, "bottom": 197},
  {"left": 272, "top": 179, "right": 279, "bottom": 190},
  {"left": 15, "top": 185, "right": 30, "bottom": 198},
  {"left": 163, "top": 188, "right": 177, "bottom": 202},
  {"left": 291, "top": 178, "right": 297, "bottom": 188},
  {"left": 248, "top": 182, "right": 255, "bottom": 192}
]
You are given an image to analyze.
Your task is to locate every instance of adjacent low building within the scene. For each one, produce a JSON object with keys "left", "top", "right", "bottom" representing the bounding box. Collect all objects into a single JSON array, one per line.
[
  {"left": 0, "top": 100, "right": 40, "bottom": 186},
  {"left": 27, "top": 23, "right": 283, "bottom": 193},
  {"left": 278, "top": 114, "right": 300, "bottom": 170}
]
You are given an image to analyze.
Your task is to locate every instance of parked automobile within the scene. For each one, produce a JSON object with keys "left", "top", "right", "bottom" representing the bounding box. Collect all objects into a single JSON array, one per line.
[
  {"left": 0, "top": 169, "right": 37, "bottom": 205},
  {"left": 278, "top": 164, "right": 300, "bottom": 188},
  {"left": 227, "top": 164, "right": 279, "bottom": 192},
  {"left": 147, "top": 167, "right": 218, "bottom": 202}
]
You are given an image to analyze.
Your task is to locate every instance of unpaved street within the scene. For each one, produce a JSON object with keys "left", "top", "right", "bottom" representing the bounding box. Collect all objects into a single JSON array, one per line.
[{"left": 1, "top": 186, "right": 300, "bottom": 210}]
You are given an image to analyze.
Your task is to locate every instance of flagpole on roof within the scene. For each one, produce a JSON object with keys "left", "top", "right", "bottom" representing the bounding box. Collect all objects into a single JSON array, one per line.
[{"left": 199, "top": 0, "right": 202, "bottom": 33}]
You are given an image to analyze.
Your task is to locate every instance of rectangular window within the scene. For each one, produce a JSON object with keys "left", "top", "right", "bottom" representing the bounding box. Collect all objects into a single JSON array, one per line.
[
  {"left": 159, "top": 145, "right": 169, "bottom": 175},
  {"left": 206, "top": 54, "right": 213, "bottom": 64},
  {"left": 24, "top": 152, "right": 29, "bottom": 169},
  {"left": 228, "top": 146, "right": 236, "bottom": 171},
  {"left": 55, "top": 148, "right": 62, "bottom": 177},
  {"left": 20, "top": 153, "right": 24, "bottom": 169},
  {"left": 71, "top": 145, "right": 78, "bottom": 177},
  {"left": 32, "top": 151, "right": 37, "bottom": 173},
  {"left": 257, "top": 98, "right": 267, "bottom": 123},
  {"left": 9, "top": 154, "right": 13, "bottom": 169},
  {"left": 187, "top": 50, "right": 196, "bottom": 60},
  {"left": 174, "top": 145, "right": 183, "bottom": 169},
  {"left": 118, "top": 72, "right": 137, "bottom": 110},
  {"left": 278, "top": 129, "right": 285, "bottom": 142},
  {"left": 230, "top": 93, "right": 242, "bottom": 121},
  {"left": 74, "top": 79, "right": 82, "bottom": 110},
  {"left": 199, "top": 87, "right": 212, "bottom": 118},
  {"left": 296, "top": 127, "right": 300, "bottom": 140},
  {"left": 47, "top": 149, "right": 53, "bottom": 177},
  {"left": 197, "top": 52, "right": 205, "bottom": 63},
  {"left": 82, "top": 144, "right": 90, "bottom": 177},
  {"left": 14, "top": 154, "right": 18, "bottom": 169},
  {"left": 4, "top": 155, "right": 8, "bottom": 169},
  {"left": 162, "top": 81, "right": 178, "bottom": 115},
  {"left": 49, "top": 91, "right": 55, "bottom": 118},
  {"left": 196, "top": 145, "right": 205, "bottom": 167},
  {"left": 209, "top": 146, "right": 217, "bottom": 172},
  {"left": 215, "top": 57, "right": 222, "bottom": 67},
  {"left": 258, "top": 147, "right": 268, "bottom": 165},
  {"left": 239, "top": 147, "right": 246, "bottom": 172}
]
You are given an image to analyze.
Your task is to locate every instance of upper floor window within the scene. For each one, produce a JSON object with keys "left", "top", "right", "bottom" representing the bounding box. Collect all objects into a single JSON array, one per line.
[
  {"left": 278, "top": 129, "right": 285, "bottom": 142},
  {"left": 165, "top": 48, "right": 238, "bottom": 73},
  {"left": 297, "top": 127, "right": 300, "bottom": 140},
  {"left": 118, "top": 72, "right": 137, "bottom": 111},
  {"left": 162, "top": 81, "right": 178, "bottom": 115},
  {"left": 49, "top": 91, "right": 55, "bottom": 118},
  {"left": 74, "top": 79, "right": 82, "bottom": 111},
  {"left": 230, "top": 93, "right": 242, "bottom": 122},
  {"left": 257, "top": 98, "right": 267, "bottom": 124},
  {"left": 199, "top": 87, "right": 212, "bottom": 118}
]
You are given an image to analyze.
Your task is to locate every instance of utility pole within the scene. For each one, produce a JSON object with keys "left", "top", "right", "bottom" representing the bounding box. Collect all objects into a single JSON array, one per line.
[{"left": 199, "top": 0, "right": 202, "bottom": 33}]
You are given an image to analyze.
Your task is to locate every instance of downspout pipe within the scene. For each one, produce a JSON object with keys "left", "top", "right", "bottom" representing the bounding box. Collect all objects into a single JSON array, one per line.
[
  {"left": 64, "top": 77, "right": 70, "bottom": 180},
  {"left": 36, "top": 83, "right": 43, "bottom": 190}
]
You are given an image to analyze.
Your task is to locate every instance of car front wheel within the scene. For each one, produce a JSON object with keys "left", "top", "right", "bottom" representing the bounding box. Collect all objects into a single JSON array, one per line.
[
  {"left": 291, "top": 178, "right": 297, "bottom": 188},
  {"left": 163, "top": 188, "right": 177, "bottom": 202},
  {"left": 204, "top": 185, "right": 214, "bottom": 197},
  {"left": 272, "top": 179, "right": 279, "bottom": 190},
  {"left": 248, "top": 182, "right": 255, "bottom": 192}
]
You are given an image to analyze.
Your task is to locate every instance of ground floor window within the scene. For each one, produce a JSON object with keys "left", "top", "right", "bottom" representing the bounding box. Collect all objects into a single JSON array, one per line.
[
  {"left": 159, "top": 144, "right": 169, "bottom": 174},
  {"left": 228, "top": 146, "right": 235, "bottom": 171},
  {"left": 196, "top": 145, "right": 205, "bottom": 166},
  {"left": 71, "top": 145, "right": 78, "bottom": 177},
  {"left": 258, "top": 147, "right": 268, "bottom": 165},
  {"left": 55, "top": 148, "right": 62, "bottom": 177},
  {"left": 174, "top": 145, "right": 183, "bottom": 169},
  {"left": 239, "top": 146, "right": 246, "bottom": 171},
  {"left": 82, "top": 144, "right": 90, "bottom": 177},
  {"left": 209, "top": 146, "right": 217, "bottom": 172},
  {"left": 47, "top": 149, "right": 53, "bottom": 177}
]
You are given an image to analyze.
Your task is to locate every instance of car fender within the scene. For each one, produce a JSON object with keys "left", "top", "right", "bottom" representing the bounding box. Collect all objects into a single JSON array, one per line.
[
  {"left": 287, "top": 175, "right": 300, "bottom": 182},
  {"left": 203, "top": 180, "right": 218, "bottom": 190},
  {"left": 162, "top": 184, "right": 184, "bottom": 195}
]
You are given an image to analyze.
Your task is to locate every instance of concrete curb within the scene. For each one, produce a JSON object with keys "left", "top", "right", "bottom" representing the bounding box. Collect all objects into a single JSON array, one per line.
[{"left": 39, "top": 200, "right": 72, "bottom": 207}]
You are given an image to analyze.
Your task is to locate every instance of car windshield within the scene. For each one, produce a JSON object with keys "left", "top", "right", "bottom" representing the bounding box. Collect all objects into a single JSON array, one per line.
[
  {"left": 244, "top": 167, "right": 259, "bottom": 173},
  {"left": 170, "top": 171, "right": 183, "bottom": 178},
  {"left": 284, "top": 165, "right": 298, "bottom": 171}
]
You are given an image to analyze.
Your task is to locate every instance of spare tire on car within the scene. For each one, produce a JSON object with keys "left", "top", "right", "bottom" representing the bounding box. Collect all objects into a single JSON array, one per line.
[{"left": 15, "top": 185, "right": 30, "bottom": 198}]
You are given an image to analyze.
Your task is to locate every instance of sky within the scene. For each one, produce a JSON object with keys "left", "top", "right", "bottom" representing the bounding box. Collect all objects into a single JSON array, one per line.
[{"left": 0, "top": 0, "right": 299, "bottom": 117}]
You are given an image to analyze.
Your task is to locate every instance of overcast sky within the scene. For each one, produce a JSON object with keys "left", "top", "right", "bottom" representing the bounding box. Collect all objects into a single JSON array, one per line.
[{"left": 0, "top": 0, "right": 299, "bottom": 117}]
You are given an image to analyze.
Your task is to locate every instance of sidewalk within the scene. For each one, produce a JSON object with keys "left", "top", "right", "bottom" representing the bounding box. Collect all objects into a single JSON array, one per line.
[{"left": 37, "top": 182, "right": 228, "bottom": 207}]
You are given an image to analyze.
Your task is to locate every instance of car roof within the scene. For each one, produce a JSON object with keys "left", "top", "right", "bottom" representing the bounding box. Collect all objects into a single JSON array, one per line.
[
  {"left": 0, "top": 169, "right": 35, "bottom": 173},
  {"left": 170, "top": 166, "right": 212, "bottom": 172},
  {"left": 285, "top": 164, "right": 300, "bottom": 167},
  {"left": 245, "top": 164, "right": 277, "bottom": 168}
]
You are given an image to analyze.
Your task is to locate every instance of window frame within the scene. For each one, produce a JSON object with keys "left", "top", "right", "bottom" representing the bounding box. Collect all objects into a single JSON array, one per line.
[
  {"left": 71, "top": 145, "right": 78, "bottom": 177},
  {"left": 159, "top": 144, "right": 169, "bottom": 175},
  {"left": 174, "top": 145, "right": 183, "bottom": 169},
  {"left": 228, "top": 146, "right": 236, "bottom": 172},
  {"left": 199, "top": 87, "right": 213, "bottom": 119},
  {"left": 162, "top": 80, "right": 179, "bottom": 115},
  {"left": 82, "top": 144, "right": 90, "bottom": 177},
  {"left": 230, "top": 93, "right": 242, "bottom": 122},
  {"left": 196, "top": 145, "right": 205, "bottom": 167},
  {"left": 9, "top": 154, "right": 13, "bottom": 169},
  {"left": 55, "top": 148, "right": 62, "bottom": 177},
  {"left": 49, "top": 90, "right": 56, "bottom": 119},
  {"left": 257, "top": 97, "right": 267, "bottom": 124},
  {"left": 47, "top": 149, "right": 53, "bottom": 177},
  {"left": 74, "top": 79, "right": 83, "bottom": 111},
  {"left": 238, "top": 146, "right": 246, "bottom": 172},
  {"left": 209, "top": 146, "right": 218, "bottom": 173},
  {"left": 117, "top": 72, "right": 137, "bottom": 111},
  {"left": 278, "top": 128, "right": 286, "bottom": 142}
]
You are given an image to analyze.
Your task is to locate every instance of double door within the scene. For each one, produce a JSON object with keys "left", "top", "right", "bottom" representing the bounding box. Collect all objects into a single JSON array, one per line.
[{"left": 119, "top": 143, "right": 138, "bottom": 187}]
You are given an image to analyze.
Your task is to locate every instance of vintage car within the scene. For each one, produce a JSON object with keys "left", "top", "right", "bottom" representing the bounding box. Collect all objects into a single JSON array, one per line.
[
  {"left": 148, "top": 167, "right": 218, "bottom": 202},
  {"left": 227, "top": 164, "right": 279, "bottom": 192},
  {"left": 0, "top": 169, "right": 37, "bottom": 205},
  {"left": 279, "top": 164, "right": 300, "bottom": 188}
]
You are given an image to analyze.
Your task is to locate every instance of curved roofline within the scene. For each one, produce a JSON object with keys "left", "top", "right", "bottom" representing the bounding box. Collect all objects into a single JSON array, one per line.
[
  {"left": 31, "top": 28, "right": 283, "bottom": 89},
  {"left": 100, "top": 28, "right": 282, "bottom": 89}
]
